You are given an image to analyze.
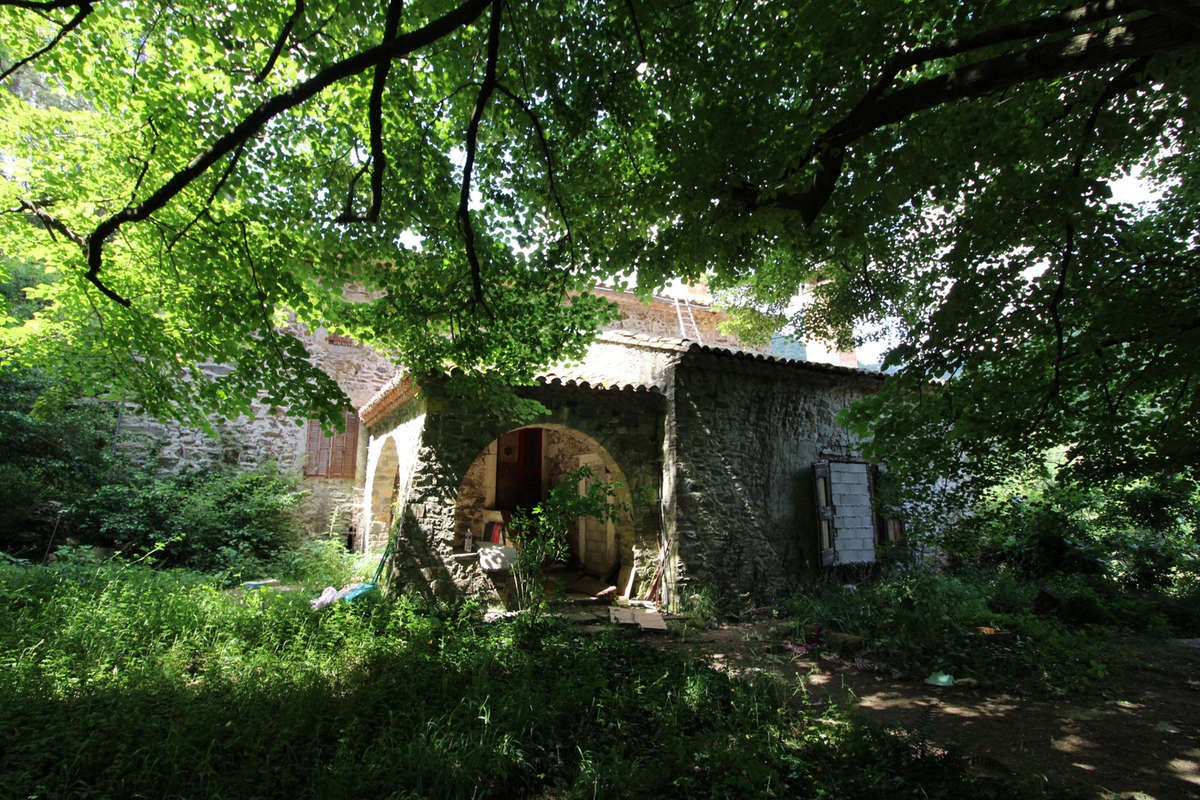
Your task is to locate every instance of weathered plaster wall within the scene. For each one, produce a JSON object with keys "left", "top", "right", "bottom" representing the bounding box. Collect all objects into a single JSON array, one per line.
[
  {"left": 669, "top": 352, "right": 881, "bottom": 602},
  {"left": 362, "top": 400, "right": 426, "bottom": 551},
  {"left": 597, "top": 289, "right": 759, "bottom": 352}
]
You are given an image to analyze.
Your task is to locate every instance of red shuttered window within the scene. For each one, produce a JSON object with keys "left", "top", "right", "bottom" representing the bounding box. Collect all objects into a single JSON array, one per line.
[{"left": 304, "top": 410, "right": 359, "bottom": 478}]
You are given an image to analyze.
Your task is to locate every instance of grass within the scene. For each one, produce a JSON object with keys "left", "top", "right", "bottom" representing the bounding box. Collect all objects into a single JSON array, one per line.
[
  {"left": 0, "top": 558, "right": 1083, "bottom": 800},
  {"left": 781, "top": 566, "right": 1200, "bottom": 695}
]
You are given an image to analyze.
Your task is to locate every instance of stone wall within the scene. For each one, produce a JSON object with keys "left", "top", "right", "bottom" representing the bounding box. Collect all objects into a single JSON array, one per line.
[
  {"left": 669, "top": 351, "right": 882, "bottom": 602},
  {"left": 376, "top": 380, "right": 667, "bottom": 603},
  {"left": 120, "top": 325, "right": 399, "bottom": 538}
]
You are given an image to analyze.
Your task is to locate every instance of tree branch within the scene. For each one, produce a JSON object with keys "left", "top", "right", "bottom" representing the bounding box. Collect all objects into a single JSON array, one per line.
[
  {"left": 82, "top": 0, "right": 492, "bottom": 304},
  {"left": 337, "top": 0, "right": 405, "bottom": 223},
  {"left": 736, "top": 8, "right": 1200, "bottom": 225},
  {"left": 18, "top": 197, "right": 84, "bottom": 247},
  {"left": 167, "top": 141, "right": 247, "bottom": 251},
  {"left": 254, "top": 0, "right": 305, "bottom": 84},
  {"left": 494, "top": 82, "right": 574, "bottom": 265},
  {"left": 18, "top": 198, "right": 130, "bottom": 305},
  {"left": 0, "top": 0, "right": 92, "bottom": 85},
  {"left": 337, "top": 157, "right": 371, "bottom": 222},
  {"left": 0, "top": 0, "right": 84, "bottom": 9},
  {"left": 458, "top": 0, "right": 502, "bottom": 307},
  {"left": 624, "top": 0, "right": 647, "bottom": 62}
]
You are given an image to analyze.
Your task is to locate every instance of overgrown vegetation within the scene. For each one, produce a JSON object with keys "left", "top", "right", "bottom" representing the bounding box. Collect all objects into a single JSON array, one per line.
[
  {"left": 786, "top": 566, "right": 1196, "bottom": 696},
  {"left": 66, "top": 462, "right": 307, "bottom": 578},
  {"left": 960, "top": 471, "right": 1200, "bottom": 593},
  {"left": 0, "top": 558, "right": 1077, "bottom": 800},
  {"left": 507, "top": 465, "right": 628, "bottom": 610},
  {"left": 0, "top": 368, "right": 115, "bottom": 550},
  {"left": 0, "top": 362, "right": 311, "bottom": 579},
  {"left": 781, "top": 468, "right": 1200, "bottom": 696},
  {"left": 739, "top": 458, "right": 1192, "bottom": 695}
]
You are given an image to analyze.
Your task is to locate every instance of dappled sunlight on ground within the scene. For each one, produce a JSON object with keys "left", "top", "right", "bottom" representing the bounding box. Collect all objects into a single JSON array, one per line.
[{"left": 684, "top": 621, "right": 1200, "bottom": 800}]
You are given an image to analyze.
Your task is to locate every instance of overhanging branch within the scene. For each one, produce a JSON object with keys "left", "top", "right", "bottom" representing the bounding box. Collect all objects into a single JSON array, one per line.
[
  {"left": 337, "top": 0, "right": 405, "bottom": 223},
  {"left": 254, "top": 0, "right": 305, "bottom": 84},
  {"left": 0, "top": 0, "right": 92, "bottom": 84},
  {"left": 736, "top": 6, "right": 1200, "bottom": 225},
  {"left": 82, "top": 0, "right": 492, "bottom": 304},
  {"left": 458, "top": 0, "right": 502, "bottom": 307}
]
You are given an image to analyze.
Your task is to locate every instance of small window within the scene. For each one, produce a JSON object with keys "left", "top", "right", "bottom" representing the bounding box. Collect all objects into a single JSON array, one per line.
[{"left": 305, "top": 410, "right": 359, "bottom": 478}]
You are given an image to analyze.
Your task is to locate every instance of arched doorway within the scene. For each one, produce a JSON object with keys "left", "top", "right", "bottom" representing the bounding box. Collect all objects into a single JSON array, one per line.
[
  {"left": 365, "top": 437, "right": 400, "bottom": 551},
  {"left": 453, "top": 425, "right": 635, "bottom": 587}
]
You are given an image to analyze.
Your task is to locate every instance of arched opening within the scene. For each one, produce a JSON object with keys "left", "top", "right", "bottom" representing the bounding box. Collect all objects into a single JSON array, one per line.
[
  {"left": 366, "top": 437, "right": 400, "bottom": 551},
  {"left": 453, "top": 425, "right": 636, "bottom": 591}
]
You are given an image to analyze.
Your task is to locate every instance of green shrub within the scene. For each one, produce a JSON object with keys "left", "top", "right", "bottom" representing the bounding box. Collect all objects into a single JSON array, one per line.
[
  {"left": 67, "top": 463, "right": 305, "bottom": 577},
  {"left": 954, "top": 470, "right": 1199, "bottom": 592},
  {"left": 0, "top": 368, "right": 115, "bottom": 555},
  {"left": 276, "top": 536, "right": 375, "bottom": 587}
]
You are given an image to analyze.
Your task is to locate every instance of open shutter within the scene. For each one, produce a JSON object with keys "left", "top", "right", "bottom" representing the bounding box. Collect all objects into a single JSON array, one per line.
[
  {"left": 305, "top": 420, "right": 327, "bottom": 476},
  {"left": 328, "top": 411, "right": 359, "bottom": 478},
  {"left": 813, "top": 460, "right": 835, "bottom": 565}
]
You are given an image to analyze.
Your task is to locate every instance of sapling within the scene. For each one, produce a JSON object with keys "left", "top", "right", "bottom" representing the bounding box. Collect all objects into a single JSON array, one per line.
[{"left": 505, "top": 466, "right": 629, "bottom": 611}]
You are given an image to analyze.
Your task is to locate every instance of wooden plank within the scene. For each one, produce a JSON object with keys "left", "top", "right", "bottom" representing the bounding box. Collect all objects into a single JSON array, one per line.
[
  {"left": 609, "top": 607, "right": 637, "bottom": 625},
  {"left": 617, "top": 564, "right": 635, "bottom": 598},
  {"left": 634, "top": 610, "right": 668, "bottom": 632}
]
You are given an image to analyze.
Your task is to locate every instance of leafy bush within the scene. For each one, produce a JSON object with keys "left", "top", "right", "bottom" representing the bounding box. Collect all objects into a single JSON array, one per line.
[
  {"left": 275, "top": 536, "right": 375, "bottom": 587},
  {"left": 951, "top": 470, "right": 1199, "bottom": 591},
  {"left": 0, "top": 368, "right": 115, "bottom": 555},
  {"left": 68, "top": 463, "right": 305, "bottom": 577}
]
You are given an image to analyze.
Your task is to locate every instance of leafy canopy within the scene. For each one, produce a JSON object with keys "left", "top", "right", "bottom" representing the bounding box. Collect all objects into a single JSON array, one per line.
[{"left": 1, "top": 0, "right": 1197, "bottom": 495}]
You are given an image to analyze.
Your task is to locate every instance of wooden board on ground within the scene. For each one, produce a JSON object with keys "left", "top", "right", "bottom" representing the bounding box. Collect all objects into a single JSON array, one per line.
[
  {"left": 633, "top": 609, "right": 668, "bottom": 632},
  {"left": 609, "top": 607, "right": 637, "bottom": 625}
]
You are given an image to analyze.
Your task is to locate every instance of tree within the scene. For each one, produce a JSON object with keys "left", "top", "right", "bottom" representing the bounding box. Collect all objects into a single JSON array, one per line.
[{"left": 1, "top": 0, "right": 1197, "bottom": 499}]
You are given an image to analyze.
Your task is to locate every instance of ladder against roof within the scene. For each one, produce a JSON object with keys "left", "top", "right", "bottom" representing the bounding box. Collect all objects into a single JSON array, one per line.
[{"left": 673, "top": 296, "right": 703, "bottom": 344}]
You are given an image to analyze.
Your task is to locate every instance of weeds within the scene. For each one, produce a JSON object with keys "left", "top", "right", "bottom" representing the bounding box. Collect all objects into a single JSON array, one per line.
[
  {"left": 785, "top": 566, "right": 1198, "bottom": 694},
  {"left": 0, "top": 561, "right": 1076, "bottom": 799}
]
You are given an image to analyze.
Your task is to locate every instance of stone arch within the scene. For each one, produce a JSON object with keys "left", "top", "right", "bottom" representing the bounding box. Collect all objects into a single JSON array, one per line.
[
  {"left": 365, "top": 436, "right": 400, "bottom": 551},
  {"left": 453, "top": 424, "right": 638, "bottom": 586}
]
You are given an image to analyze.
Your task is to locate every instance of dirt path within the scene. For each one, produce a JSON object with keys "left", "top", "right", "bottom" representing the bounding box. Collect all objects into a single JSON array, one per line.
[{"left": 689, "top": 623, "right": 1200, "bottom": 800}]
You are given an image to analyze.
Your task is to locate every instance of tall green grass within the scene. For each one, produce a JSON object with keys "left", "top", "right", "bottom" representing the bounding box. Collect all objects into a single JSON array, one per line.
[{"left": 0, "top": 561, "right": 1077, "bottom": 799}]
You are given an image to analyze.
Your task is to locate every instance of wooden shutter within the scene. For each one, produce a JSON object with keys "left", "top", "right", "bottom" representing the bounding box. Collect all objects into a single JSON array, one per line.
[
  {"left": 328, "top": 411, "right": 359, "bottom": 478},
  {"left": 813, "top": 460, "right": 835, "bottom": 559},
  {"left": 304, "top": 420, "right": 327, "bottom": 476},
  {"left": 304, "top": 410, "right": 359, "bottom": 478}
]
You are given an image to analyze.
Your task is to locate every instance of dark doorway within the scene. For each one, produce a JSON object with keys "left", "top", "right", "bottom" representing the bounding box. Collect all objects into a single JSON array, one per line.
[{"left": 494, "top": 428, "right": 542, "bottom": 511}]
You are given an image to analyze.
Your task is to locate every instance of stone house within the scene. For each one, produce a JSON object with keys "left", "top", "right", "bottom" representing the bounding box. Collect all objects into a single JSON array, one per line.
[{"left": 130, "top": 286, "right": 893, "bottom": 605}]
